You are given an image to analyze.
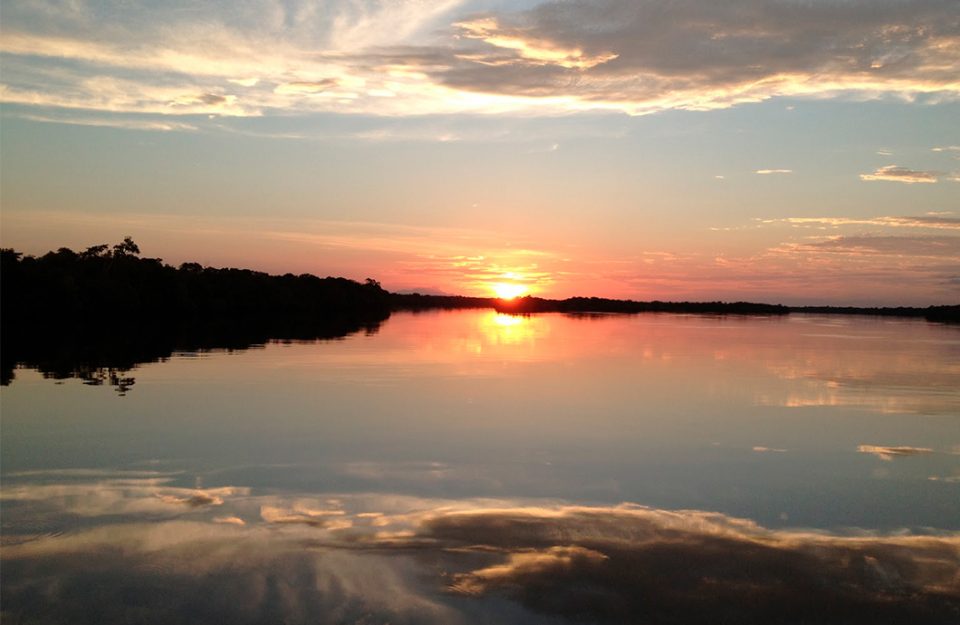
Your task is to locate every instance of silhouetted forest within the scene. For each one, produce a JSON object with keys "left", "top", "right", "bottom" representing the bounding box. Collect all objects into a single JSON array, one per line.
[
  {"left": 790, "top": 305, "right": 960, "bottom": 322},
  {"left": 2, "top": 240, "right": 957, "bottom": 391},
  {"left": 390, "top": 293, "right": 497, "bottom": 310},
  {"left": 492, "top": 296, "right": 790, "bottom": 315},
  {"left": 490, "top": 296, "right": 958, "bottom": 321},
  {"left": 394, "top": 294, "right": 958, "bottom": 322},
  {"left": 1, "top": 239, "right": 389, "bottom": 389}
]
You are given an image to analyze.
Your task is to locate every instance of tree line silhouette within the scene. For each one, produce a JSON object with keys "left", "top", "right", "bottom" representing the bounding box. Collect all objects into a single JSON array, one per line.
[
  {"left": 491, "top": 296, "right": 789, "bottom": 315},
  {"left": 2, "top": 239, "right": 956, "bottom": 390},
  {"left": 1, "top": 239, "right": 389, "bottom": 389},
  {"left": 489, "top": 296, "right": 958, "bottom": 320},
  {"left": 2, "top": 238, "right": 390, "bottom": 328}
]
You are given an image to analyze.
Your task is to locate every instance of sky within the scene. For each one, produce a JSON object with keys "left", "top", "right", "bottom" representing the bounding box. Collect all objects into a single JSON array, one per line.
[{"left": 1, "top": 0, "right": 959, "bottom": 305}]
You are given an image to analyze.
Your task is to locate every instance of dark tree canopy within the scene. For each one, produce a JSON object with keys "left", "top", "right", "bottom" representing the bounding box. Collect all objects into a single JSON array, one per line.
[{"left": 0, "top": 240, "right": 391, "bottom": 388}]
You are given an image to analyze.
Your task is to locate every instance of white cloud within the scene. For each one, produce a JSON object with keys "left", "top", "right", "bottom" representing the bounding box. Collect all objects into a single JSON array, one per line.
[
  {"left": 860, "top": 165, "right": 942, "bottom": 183},
  {"left": 17, "top": 113, "right": 198, "bottom": 132},
  {"left": 857, "top": 444, "right": 935, "bottom": 461},
  {"left": 1, "top": 0, "right": 958, "bottom": 118},
  {"left": 770, "top": 215, "right": 960, "bottom": 230}
]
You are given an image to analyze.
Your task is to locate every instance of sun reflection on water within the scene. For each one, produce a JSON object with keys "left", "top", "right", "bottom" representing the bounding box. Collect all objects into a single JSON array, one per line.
[{"left": 481, "top": 312, "right": 541, "bottom": 346}]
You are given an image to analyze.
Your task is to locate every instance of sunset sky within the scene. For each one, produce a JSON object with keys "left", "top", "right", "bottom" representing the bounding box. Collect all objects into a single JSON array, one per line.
[{"left": 1, "top": 0, "right": 958, "bottom": 305}]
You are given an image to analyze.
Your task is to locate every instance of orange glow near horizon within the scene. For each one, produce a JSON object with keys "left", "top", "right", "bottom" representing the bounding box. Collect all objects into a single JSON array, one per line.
[{"left": 491, "top": 282, "right": 528, "bottom": 299}]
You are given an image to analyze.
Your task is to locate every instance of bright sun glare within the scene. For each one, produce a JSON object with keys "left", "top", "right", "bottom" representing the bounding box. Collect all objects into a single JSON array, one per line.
[{"left": 491, "top": 282, "right": 528, "bottom": 299}]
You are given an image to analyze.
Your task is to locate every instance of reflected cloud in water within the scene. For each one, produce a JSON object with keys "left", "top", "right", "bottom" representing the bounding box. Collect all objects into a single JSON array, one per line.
[
  {"left": 2, "top": 473, "right": 959, "bottom": 625},
  {"left": 858, "top": 445, "right": 937, "bottom": 461},
  {"left": 755, "top": 316, "right": 960, "bottom": 415}
]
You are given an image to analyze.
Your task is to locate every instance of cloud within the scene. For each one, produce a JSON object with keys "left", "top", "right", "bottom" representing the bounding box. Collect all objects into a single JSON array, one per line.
[
  {"left": 156, "top": 489, "right": 229, "bottom": 507},
  {"left": 16, "top": 113, "right": 199, "bottom": 132},
  {"left": 433, "top": 0, "right": 960, "bottom": 115},
  {"left": 273, "top": 79, "right": 340, "bottom": 95},
  {"left": 0, "top": 477, "right": 249, "bottom": 517},
  {"left": 755, "top": 169, "right": 793, "bottom": 175},
  {"left": 6, "top": 465, "right": 960, "bottom": 624},
  {"left": 802, "top": 235, "right": 960, "bottom": 257},
  {"left": 857, "top": 445, "right": 936, "bottom": 461},
  {"left": 426, "top": 505, "right": 960, "bottom": 623},
  {"left": 453, "top": 16, "right": 619, "bottom": 70},
  {"left": 771, "top": 215, "right": 960, "bottom": 230},
  {"left": 450, "top": 545, "right": 609, "bottom": 595},
  {"left": 1, "top": 0, "right": 959, "bottom": 118},
  {"left": 860, "top": 165, "right": 942, "bottom": 183},
  {"left": 4, "top": 480, "right": 960, "bottom": 625},
  {"left": 260, "top": 503, "right": 350, "bottom": 528},
  {"left": 2, "top": 521, "right": 458, "bottom": 624}
]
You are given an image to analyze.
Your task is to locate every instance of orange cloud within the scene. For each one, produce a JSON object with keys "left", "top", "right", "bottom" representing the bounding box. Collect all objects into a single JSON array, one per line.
[{"left": 860, "top": 165, "right": 942, "bottom": 183}]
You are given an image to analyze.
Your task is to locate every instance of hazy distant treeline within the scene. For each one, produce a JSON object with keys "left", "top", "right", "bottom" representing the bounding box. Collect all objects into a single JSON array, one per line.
[
  {"left": 488, "top": 296, "right": 958, "bottom": 321},
  {"left": 492, "top": 296, "right": 790, "bottom": 315},
  {"left": 390, "top": 293, "right": 497, "bottom": 310},
  {"left": 790, "top": 305, "right": 960, "bottom": 322}
]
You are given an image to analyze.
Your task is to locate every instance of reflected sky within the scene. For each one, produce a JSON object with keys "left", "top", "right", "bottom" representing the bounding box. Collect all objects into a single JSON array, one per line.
[
  {"left": 2, "top": 311, "right": 959, "bottom": 623},
  {"left": 3, "top": 311, "right": 959, "bottom": 528},
  {"left": 2, "top": 471, "right": 959, "bottom": 625}
]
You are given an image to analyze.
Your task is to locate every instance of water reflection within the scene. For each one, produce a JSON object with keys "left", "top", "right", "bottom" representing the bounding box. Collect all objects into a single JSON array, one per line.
[
  {"left": 482, "top": 312, "right": 545, "bottom": 347},
  {"left": 5, "top": 312, "right": 958, "bottom": 415},
  {"left": 0, "top": 316, "right": 385, "bottom": 392},
  {"left": 2, "top": 472, "right": 958, "bottom": 625},
  {"left": 2, "top": 311, "right": 959, "bottom": 623}
]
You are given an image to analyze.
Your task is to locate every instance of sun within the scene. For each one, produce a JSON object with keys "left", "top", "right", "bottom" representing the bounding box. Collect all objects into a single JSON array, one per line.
[{"left": 491, "top": 282, "right": 528, "bottom": 300}]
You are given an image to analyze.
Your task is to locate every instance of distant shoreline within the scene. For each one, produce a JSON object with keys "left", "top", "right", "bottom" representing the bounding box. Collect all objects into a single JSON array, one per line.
[
  {"left": 392, "top": 293, "right": 959, "bottom": 323},
  {"left": 2, "top": 241, "right": 956, "bottom": 390},
  {"left": 3, "top": 242, "right": 957, "bottom": 331}
]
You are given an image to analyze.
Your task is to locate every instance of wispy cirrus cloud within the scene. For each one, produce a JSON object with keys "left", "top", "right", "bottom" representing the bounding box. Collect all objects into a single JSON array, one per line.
[
  {"left": 1, "top": 0, "right": 959, "bottom": 120},
  {"left": 692, "top": 212, "right": 960, "bottom": 303},
  {"left": 18, "top": 113, "right": 199, "bottom": 132},
  {"left": 768, "top": 215, "right": 960, "bottom": 230},
  {"left": 857, "top": 444, "right": 936, "bottom": 461},
  {"left": 802, "top": 235, "right": 960, "bottom": 257}
]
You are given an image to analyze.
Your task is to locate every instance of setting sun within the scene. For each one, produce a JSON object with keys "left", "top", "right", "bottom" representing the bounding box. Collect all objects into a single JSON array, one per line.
[{"left": 491, "top": 282, "right": 528, "bottom": 299}]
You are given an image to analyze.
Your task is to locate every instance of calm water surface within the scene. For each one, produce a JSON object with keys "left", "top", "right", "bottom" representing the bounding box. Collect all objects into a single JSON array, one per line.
[{"left": 3, "top": 311, "right": 959, "bottom": 623}]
